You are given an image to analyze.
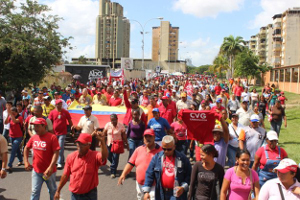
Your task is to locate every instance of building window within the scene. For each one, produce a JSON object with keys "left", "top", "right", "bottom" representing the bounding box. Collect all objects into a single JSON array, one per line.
[
  {"left": 270, "top": 70, "right": 274, "bottom": 82},
  {"left": 279, "top": 69, "right": 284, "bottom": 82},
  {"left": 292, "top": 68, "right": 298, "bottom": 83},
  {"left": 285, "top": 68, "right": 290, "bottom": 82},
  {"left": 275, "top": 70, "right": 279, "bottom": 81}
]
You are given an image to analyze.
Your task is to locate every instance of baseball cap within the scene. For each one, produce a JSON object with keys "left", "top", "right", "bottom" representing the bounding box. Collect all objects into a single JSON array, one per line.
[
  {"left": 30, "top": 118, "right": 47, "bottom": 126},
  {"left": 144, "top": 129, "right": 155, "bottom": 137},
  {"left": 43, "top": 96, "right": 51, "bottom": 100},
  {"left": 221, "top": 89, "right": 225, "bottom": 92},
  {"left": 97, "top": 92, "right": 102, "bottom": 95},
  {"left": 280, "top": 91, "right": 284, "bottom": 94},
  {"left": 83, "top": 105, "right": 92, "bottom": 110},
  {"left": 181, "top": 92, "right": 187, "bottom": 97},
  {"left": 152, "top": 108, "right": 159, "bottom": 113},
  {"left": 130, "top": 91, "right": 137, "bottom": 95},
  {"left": 76, "top": 133, "right": 92, "bottom": 144},
  {"left": 54, "top": 92, "right": 59, "bottom": 95},
  {"left": 274, "top": 158, "right": 298, "bottom": 173},
  {"left": 166, "top": 93, "right": 171, "bottom": 98},
  {"left": 267, "top": 130, "right": 278, "bottom": 141},
  {"left": 212, "top": 124, "right": 223, "bottom": 133},
  {"left": 22, "top": 90, "right": 28, "bottom": 93},
  {"left": 201, "top": 100, "right": 206, "bottom": 104},
  {"left": 161, "top": 96, "right": 169, "bottom": 100},
  {"left": 250, "top": 114, "right": 260, "bottom": 122},
  {"left": 55, "top": 99, "right": 63, "bottom": 105},
  {"left": 216, "top": 98, "right": 222, "bottom": 103},
  {"left": 172, "top": 89, "right": 176, "bottom": 93}
]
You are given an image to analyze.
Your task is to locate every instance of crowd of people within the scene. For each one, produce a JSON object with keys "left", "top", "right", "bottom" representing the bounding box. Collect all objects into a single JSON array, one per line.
[{"left": 0, "top": 74, "right": 299, "bottom": 200}]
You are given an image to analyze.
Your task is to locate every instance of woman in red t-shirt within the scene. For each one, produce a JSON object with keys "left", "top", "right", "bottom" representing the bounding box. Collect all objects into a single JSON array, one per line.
[
  {"left": 5, "top": 107, "right": 24, "bottom": 172},
  {"left": 170, "top": 114, "right": 187, "bottom": 155}
]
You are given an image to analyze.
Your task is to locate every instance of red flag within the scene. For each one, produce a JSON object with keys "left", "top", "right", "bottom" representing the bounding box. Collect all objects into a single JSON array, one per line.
[{"left": 184, "top": 80, "right": 194, "bottom": 96}]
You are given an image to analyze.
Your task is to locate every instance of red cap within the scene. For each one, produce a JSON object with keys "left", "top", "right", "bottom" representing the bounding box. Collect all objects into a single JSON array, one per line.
[
  {"left": 144, "top": 129, "right": 155, "bottom": 136},
  {"left": 30, "top": 118, "right": 47, "bottom": 125},
  {"left": 97, "top": 92, "right": 102, "bottom": 95},
  {"left": 131, "top": 91, "right": 137, "bottom": 95},
  {"left": 55, "top": 99, "right": 63, "bottom": 105},
  {"left": 162, "top": 96, "right": 169, "bottom": 100},
  {"left": 76, "top": 133, "right": 92, "bottom": 144}
]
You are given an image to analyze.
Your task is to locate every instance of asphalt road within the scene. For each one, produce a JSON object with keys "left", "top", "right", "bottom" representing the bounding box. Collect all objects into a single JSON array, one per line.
[{"left": 0, "top": 136, "right": 137, "bottom": 200}]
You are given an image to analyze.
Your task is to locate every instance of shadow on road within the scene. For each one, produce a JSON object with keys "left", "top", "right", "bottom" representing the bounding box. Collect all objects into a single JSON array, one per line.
[{"left": 0, "top": 195, "right": 18, "bottom": 200}]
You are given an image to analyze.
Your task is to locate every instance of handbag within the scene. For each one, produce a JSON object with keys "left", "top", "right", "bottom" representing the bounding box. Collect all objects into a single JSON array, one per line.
[
  {"left": 110, "top": 128, "right": 124, "bottom": 154},
  {"left": 248, "top": 169, "right": 255, "bottom": 200}
]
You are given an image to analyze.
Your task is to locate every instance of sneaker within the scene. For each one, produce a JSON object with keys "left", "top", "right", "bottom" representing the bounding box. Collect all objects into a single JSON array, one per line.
[
  {"left": 7, "top": 167, "right": 12, "bottom": 174},
  {"left": 57, "top": 164, "right": 63, "bottom": 169},
  {"left": 111, "top": 174, "right": 116, "bottom": 179}
]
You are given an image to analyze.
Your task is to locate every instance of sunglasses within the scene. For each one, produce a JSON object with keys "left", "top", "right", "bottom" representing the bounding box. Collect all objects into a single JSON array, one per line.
[{"left": 162, "top": 148, "right": 173, "bottom": 151}]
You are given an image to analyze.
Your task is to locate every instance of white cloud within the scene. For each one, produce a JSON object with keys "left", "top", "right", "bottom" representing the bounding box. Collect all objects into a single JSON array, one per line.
[
  {"left": 172, "top": 0, "right": 244, "bottom": 18},
  {"left": 249, "top": 0, "right": 300, "bottom": 29}
]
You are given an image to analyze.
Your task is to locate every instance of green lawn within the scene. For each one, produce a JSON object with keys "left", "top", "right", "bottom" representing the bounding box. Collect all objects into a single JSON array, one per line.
[{"left": 250, "top": 86, "right": 300, "bottom": 163}]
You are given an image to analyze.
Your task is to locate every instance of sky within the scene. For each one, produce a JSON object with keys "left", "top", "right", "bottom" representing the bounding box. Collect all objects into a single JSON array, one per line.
[{"left": 32, "top": 0, "right": 300, "bottom": 66}]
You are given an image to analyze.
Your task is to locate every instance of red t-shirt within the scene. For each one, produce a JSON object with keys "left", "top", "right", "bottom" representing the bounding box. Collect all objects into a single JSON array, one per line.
[
  {"left": 161, "top": 156, "right": 175, "bottom": 189},
  {"left": 278, "top": 96, "right": 286, "bottom": 105},
  {"left": 128, "top": 144, "right": 162, "bottom": 185},
  {"left": 234, "top": 86, "right": 244, "bottom": 97},
  {"left": 255, "top": 145, "right": 288, "bottom": 170},
  {"left": 74, "top": 92, "right": 82, "bottom": 99},
  {"left": 26, "top": 132, "right": 60, "bottom": 173},
  {"left": 48, "top": 109, "right": 71, "bottom": 135},
  {"left": 25, "top": 114, "right": 33, "bottom": 129},
  {"left": 141, "top": 97, "right": 150, "bottom": 107},
  {"left": 171, "top": 122, "right": 187, "bottom": 140},
  {"left": 211, "top": 106, "right": 225, "bottom": 112},
  {"left": 104, "top": 92, "right": 113, "bottom": 103},
  {"left": 214, "top": 85, "right": 222, "bottom": 95},
  {"left": 9, "top": 116, "right": 23, "bottom": 138},
  {"left": 109, "top": 97, "right": 122, "bottom": 106},
  {"left": 159, "top": 104, "right": 175, "bottom": 125},
  {"left": 182, "top": 110, "right": 221, "bottom": 144}
]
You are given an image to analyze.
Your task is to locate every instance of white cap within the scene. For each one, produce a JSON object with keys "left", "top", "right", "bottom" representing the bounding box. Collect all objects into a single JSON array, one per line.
[
  {"left": 172, "top": 89, "right": 176, "bottom": 93},
  {"left": 212, "top": 124, "right": 223, "bottom": 133},
  {"left": 267, "top": 130, "right": 278, "bottom": 141},
  {"left": 250, "top": 114, "right": 260, "bottom": 122},
  {"left": 274, "top": 158, "right": 298, "bottom": 173},
  {"left": 22, "top": 90, "right": 28, "bottom": 93}
]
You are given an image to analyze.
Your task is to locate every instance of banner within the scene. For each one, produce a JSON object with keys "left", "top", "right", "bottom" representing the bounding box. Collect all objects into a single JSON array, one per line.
[
  {"left": 145, "top": 70, "right": 153, "bottom": 80},
  {"left": 110, "top": 69, "right": 122, "bottom": 77},
  {"left": 121, "top": 58, "right": 133, "bottom": 70},
  {"left": 184, "top": 80, "right": 194, "bottom": 96}
]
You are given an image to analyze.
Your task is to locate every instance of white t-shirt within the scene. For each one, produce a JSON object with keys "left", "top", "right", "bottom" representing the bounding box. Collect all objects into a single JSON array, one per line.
[
  {"left": 228, "top": 123, "right": 245, "bottom": 148},
  {"left": 3, "top": 110, "right": 10, "bottom": 130},
  {"left": 236, "top": 107, "right": 254, "bottom": 126},
  {"left": 241, "top": 92, "right": 250, "bottom": 102},
  {"left": 251, "top": 92, "right": 259, "bottom": 102},
  {"left": 77, "top": 114, "right": 100, "bottom": 134}
]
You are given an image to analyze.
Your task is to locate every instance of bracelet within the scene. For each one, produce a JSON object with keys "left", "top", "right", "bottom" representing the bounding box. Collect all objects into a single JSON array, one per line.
[{"left": 1, "top": 168, "right": 6, "bottom": 171}]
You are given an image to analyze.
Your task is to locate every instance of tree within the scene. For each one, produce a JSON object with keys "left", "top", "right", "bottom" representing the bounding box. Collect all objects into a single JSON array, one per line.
[
  {"left": 0, "top": 0, "right": 71, "bottom": 93},
  {"left": 71, "top": 55, "right": 87, "bottom": 64},
  {"left": 220, "top": 35, "right": 245, "bottom": 78},
  {"left": 211, "top": 55, "right": 229, "bottom": 79},
  {"left": 234, "top": 49, "right": 271, "bottom": 84},
  {"left": 187, "top": 65, "right": 211, "bottom": 74}
]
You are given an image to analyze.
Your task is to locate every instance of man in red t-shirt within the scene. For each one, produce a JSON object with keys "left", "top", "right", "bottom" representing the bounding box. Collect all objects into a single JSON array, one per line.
[
  {"left": 108, "top": 90, "right": 122, "bottom": 106},
  {"left": 214, "top": 83, "right": 222, "bottom": 95},
  {"left": 24, "top": 118, "right": 60, "bottom": 200},
  {"left": 54, "top": 133, "right": 108, "bottom": 200},
  {"left": 211, "top": 98, "right": 225, "bottom": 113},
  {"left": 159, "top": 96, "right": 176, "bottom": 125},
  {"left": 48, "top": 99, "right": 73, "bottom": 169}
]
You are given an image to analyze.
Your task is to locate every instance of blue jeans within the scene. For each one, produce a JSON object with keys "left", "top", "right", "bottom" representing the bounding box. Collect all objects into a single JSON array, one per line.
[
  {"left": 176, "top": 140, "right": 188, "bottom": 155},
  {"left": 107, "top": 145, "right": 120, "bottom": 175},
  {"left": 227, "top": 145, "right": 238, "bottom": 167},
  {"left": 57, "top": 135, "right": 66, "bottom": 165},
  {"left": 8, "top": 137, "right": 23, "bottom": 168},
  {"left": 128, "top": 138, "right": 143, "bottom": 160},
  {"left": 2, "top": 128, "right": 9, "bottom": 143},
  {"left": 31, "top": 169, "right": 57, "bottom": 200},
  {"left": 0, "top": 119, "right": 3, "bottom": 135},
  {"left": 71, "top": 187, "right": 97, "bottom": 200},
  {"left": 270, "top": 120, "right": 282, "bottom": 137}
]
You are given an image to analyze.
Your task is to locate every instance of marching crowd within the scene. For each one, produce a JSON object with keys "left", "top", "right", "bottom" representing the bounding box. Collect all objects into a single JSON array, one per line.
[{"left": 0, "top": 74, "right": 299, "bottom": 200}]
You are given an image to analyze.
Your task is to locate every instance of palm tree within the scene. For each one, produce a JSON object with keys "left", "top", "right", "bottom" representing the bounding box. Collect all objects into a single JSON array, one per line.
[
  {"left": 212, "top": 55, "right": 229, "bottom": 79},
  {"left": 220, "top": 35, "right": 245, "bottom": 78}
]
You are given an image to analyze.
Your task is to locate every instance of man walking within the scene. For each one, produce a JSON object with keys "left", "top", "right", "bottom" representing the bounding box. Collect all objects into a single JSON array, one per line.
[
  {"left": 24, "top": 118, "right": 60, "bottom": 200},
  {"left": 54, "top": 133, "right": 108, "bottom": 200}
]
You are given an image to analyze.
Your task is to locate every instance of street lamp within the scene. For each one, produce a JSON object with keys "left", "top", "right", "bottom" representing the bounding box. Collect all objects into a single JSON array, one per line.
[{"left": 124, "top": 17, "right": 163, "bottom": 70}]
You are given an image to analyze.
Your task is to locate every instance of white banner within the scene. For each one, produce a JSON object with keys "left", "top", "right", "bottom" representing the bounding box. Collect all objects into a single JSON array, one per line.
[
  {"left": 145, "top": 70, "right": 153, "bottom": 80},
  {"left": 121, "top": 58, "right": 133, "bottom": 70},
  {"left": 110, "top": 69, "right": 122, "bottom": 77}
]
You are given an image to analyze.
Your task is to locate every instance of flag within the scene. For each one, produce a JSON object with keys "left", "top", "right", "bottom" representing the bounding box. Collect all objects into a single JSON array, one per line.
[{"left": 184, "top": 80, "right": 194, "bottom": 97}]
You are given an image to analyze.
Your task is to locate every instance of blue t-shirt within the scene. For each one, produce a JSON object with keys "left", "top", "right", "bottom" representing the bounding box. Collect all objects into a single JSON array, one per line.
[
  {"left": 214, "top": 138, "right": 228, "bottom": 167},
  {"left": 147, "top": 117, "right": 170, "bottom": 141}
]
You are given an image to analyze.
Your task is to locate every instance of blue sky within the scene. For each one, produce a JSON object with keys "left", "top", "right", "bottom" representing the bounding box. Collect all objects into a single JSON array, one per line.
[{"left": 37, "top": 0, "right": 300, "bottom": 66}]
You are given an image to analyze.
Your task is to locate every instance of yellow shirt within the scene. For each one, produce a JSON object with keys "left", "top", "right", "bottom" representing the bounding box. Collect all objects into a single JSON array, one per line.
[{"left": 42, "top": 104, "right": 55, "bottom": 117}]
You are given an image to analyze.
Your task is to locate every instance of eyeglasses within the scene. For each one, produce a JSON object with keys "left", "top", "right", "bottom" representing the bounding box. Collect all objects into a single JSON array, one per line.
[
  {"left": 38, "top": 93, "right": 43, "bottom": 95},
  {"left": 162, "top": 148, "right": 173, "bottom": 151}
]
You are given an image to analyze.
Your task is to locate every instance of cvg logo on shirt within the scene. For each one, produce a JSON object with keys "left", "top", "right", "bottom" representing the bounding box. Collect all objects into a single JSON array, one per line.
[
  {"left": 33, "top": 141, "right": 47, "bottom": 151},
  {"left": 190, "top": 113, "right": 207, "bottom": 121}
]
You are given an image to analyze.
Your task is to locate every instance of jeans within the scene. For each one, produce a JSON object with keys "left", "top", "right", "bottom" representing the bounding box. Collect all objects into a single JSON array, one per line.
[
  {"left": 187, "top": 140, "right": 194, "bottom": 159},
  {"left": 227, "top": 145, "right": 239, "bottom": 167},
  {"left": 57, "top": 135, "right": 66, "bottom": 165},
  {"left": 2, "top": 128, "right": 9, "bottom": 143},
  {"left": 128, "top": 138, "right": 143, "bottom": 160},
  {"left": 176, "top": 140, "right": 188, "bottom": 155},
  {"left": 270, "top": 120, "right": 283, "bottom": 137},
  {"left": 107, "top": 144, "right": 120, "bottom": 175},
  {"left": 71, "top": 187, "right": 97, "bottom": 200},
  {"left": 8, "top": 137, "right": 23, "bottom": 168},
  {"left": 252, "top": 100, "right": 258, "bottom": 110},
  {"left": 31, "top": 169, "right": 57, "bottom": 200},
  {"left": 0, "top": 119, "right": 3, "bottom": 135}
]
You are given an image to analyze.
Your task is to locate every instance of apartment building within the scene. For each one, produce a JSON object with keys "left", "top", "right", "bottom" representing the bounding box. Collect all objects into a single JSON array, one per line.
[
  {"left": 152, "top": 21, "right": 179, "bottom": 62},
  {"left": 95, "top": 0, "right": 130, "bottom": 67}
]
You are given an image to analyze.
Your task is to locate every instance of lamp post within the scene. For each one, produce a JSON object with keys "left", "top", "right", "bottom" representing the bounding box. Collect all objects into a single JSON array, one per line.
[{"left": 124, "top": 17, "right": 163, "bottom": 70}]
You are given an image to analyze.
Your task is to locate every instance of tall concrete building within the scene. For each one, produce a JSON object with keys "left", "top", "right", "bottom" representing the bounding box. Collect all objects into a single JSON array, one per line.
[
  {"left": 152, "top": 21, "right": 179, "bottom": 62},
  {"left": 95, "top": 0, "right": 130, "bottom": 67}
]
